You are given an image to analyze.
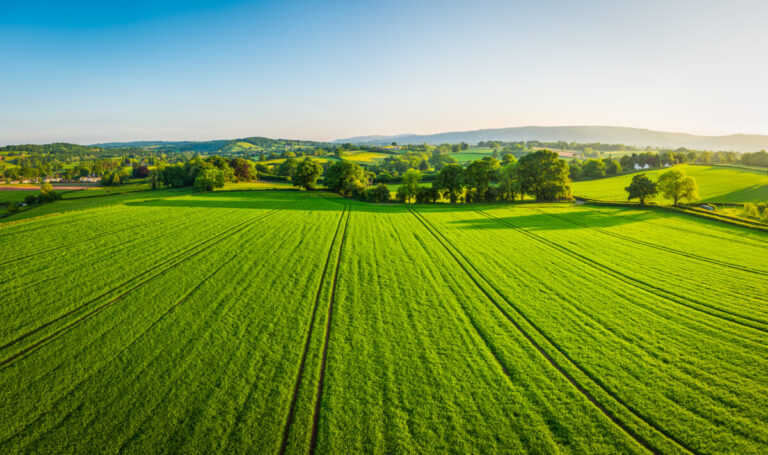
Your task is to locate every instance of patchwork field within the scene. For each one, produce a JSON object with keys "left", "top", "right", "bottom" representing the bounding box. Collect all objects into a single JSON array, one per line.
[
  {"left": 1, "top": 190, "right": 767, "bottom": 454},
  {"left": 572, "top": 165, "right": 768, "bottom": 203}
]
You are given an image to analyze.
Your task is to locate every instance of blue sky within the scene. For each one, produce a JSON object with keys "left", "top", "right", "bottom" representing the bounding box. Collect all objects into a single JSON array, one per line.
[{"left": 1, "top": 0, "right": 767, "bottom": 144}]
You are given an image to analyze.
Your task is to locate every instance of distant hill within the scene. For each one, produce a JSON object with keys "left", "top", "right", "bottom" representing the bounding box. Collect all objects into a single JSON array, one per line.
[
  {"left": 93, "top": 136, "right": 326, "bottom": 153},
  {"left": 334, "top": 126, "right": 768, "bottom": 152}
]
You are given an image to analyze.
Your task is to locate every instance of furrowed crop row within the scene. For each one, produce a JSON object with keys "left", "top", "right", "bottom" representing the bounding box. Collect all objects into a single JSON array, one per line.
[
  {"left": 0, "top": 214, "right": 207, "bottom": 294},
  {"left": 309, "top": 206, "right": 352, "bottom": 454},
  {"left": 475, "top": 210, "right": 768, "bottom": 334},
  {"left": 0, "top": 206, "right": 196, "bottom": 261},
  {"left": 0, "top": 202, "right": 296, "bottom": 364},
  {"left": 530, "top": 208, "right": 768, "bottom": 276},
  {"left": 642, "top": 219, "right": 768, "bottom": 249},
  {"left": 409, "top": 208, "right": 693, "bottom": 455},
  {"left": 279, "top": 205, "right": 348, "bottom": 455},
  {"left": 1, "top": 255, "right": 236, "bottom": 444}
]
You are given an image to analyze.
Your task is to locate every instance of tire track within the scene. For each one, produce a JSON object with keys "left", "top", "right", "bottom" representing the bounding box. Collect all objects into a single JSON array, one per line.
[
  {"left": 530, "top": 208, "right": 768, "bottom": 276},
  {"left": 0, "top": 255, "right": 234, "bottom": 443},
  {"left": 476, "top": 209, "right": 768, "bottom": 333},
  {"left": 0, "top": 209, "right": 200, "bottom": 266},
  {"left": 408, "top": 207, "right": 694, "bottom": 455},
  {"left": 278, "top": 205, "right": 347, "bottom": 455},
  {"left": 308, "top": 206, "right": 351, "bottom": 455},
  {"left": 0, "top": 203, "right": 294, "bottom": 367},
  {"left": 0, "top": 215, "right": 204, "bottom": 294}
]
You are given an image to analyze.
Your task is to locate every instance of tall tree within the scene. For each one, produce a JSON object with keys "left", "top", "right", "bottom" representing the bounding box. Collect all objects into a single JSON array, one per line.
[
  {"left": 194, "top": 168, "right": 225, "bottom": 192},
  {"left": 435, "top": 164, "right": 465, "bottom": 203},
  {"left": 398, "top": 169, "right": 422, "bottom": 203},
  {"left": 517, "top": 150, "right": 572, "bottom": 201},
  {"left": 293, "top": 158, "right": 323, "bottom": 190},
  {"left": 497, "top": 163, "right": 521, "bottom": 202},
  {"left": 324, "top": 161, "right": 366, "bottom": 196},
  {"left": 625, "top": 173, "right": 657, "bottom": 205},
  {"left": 657, "top": 169, "right": 699, "bottom": 206}
]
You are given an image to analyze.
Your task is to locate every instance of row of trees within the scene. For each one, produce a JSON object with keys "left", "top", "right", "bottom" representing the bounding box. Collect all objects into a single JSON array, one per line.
[{"left": 319, "top": 150, "right": 571, "bottom": 203}]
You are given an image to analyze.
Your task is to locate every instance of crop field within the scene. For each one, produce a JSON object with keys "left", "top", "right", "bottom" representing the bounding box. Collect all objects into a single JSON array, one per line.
[
  {"left": 573, "top": 164, "right": 768, "bottom": 203},
  {"left": 1, "top": 190, "right": 767, "bottom": 453},
  {"left": 342, "top": 151, "right": 389, "bottom": 164}
]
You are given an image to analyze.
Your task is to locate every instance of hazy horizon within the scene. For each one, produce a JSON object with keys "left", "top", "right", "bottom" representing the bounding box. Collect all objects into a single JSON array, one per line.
[{"left": 2, "top": 0, "right": 767, "bottom": 144}]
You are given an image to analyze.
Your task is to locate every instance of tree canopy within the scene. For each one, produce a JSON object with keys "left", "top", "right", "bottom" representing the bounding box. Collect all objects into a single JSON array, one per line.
[
  {"left": 293, "top": 158, "right": 323, "bottom": 190},
  {"left": 516, "top": 150, "right": 572, "bottom": 201},
  {"left": 625, "top": 173, "right": 658, "bottom": 205},
  {"left": 657, "top": 169, "right": 699, "bottom": 206}
]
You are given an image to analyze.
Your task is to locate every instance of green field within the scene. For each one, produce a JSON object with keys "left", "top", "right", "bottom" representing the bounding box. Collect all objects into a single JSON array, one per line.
[
  {"left": 0, "top": 189, "right": 41, "bottom": 204},
  {"left": 342, "top": 151, "right": 390, "bottom": 164},
  {"left": 1, "top": 190, "right": 767, "bottom": 453},
  {"left": 573, "top": 164, "right": 768, "bottom": 203}
]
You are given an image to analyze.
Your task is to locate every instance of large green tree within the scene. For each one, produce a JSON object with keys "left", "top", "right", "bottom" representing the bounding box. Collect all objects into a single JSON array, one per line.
[
  {"left": 625, "top": 173, "right": 657, "bottom": 205},
  {"left": 398, "top": 169, "right": 422, "bottom": 203},
  {"left": 435, "top": 164, "right": 464, "bottom": 203},
  {"left": 293, "top": 158, "right": 323, "bottom": 190},
  {"left": 194, "top": 168, "right": 225, "bottom": 192},
  {"left": 657, "top": 169, "right": 699, "bottom": 206},
  {"left": 497, "top": 163, "right": 522, "bottom": 202},
  {"left": 465, "top": 158, "right": 500, "bottom": 202},
  {"left": 324, "top": 161, "right": 366, "bottom": 196},
  {"left": 517, "top": 150, "right": 572, "bottom": 201},
  {"left": 582, "top": 159, "right": 606, "bottom": 179}
]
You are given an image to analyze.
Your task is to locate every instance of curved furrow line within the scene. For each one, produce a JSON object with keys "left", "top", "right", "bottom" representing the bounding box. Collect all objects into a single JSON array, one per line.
[
  {"left": 309, "top": 206, "right": 351, "bottom": 454},
  {"left": 278, "top": 205, "right": 347, "bottom": 455},
  {"left": 530, "top": 208, "right": 768, "bottom": 276},
  {"left": 409, "top": 207, "right": 694, "bottom": 455},
  {"left": 477, "top": 210, "right": 768, "bottom": 333},
  {"left": 0, "top": 204, "right": 292, "bottom": 365}
]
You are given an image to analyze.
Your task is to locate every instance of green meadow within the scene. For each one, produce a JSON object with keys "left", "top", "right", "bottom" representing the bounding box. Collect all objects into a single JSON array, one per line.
[
  {"left": 572, "top": 165, "right": 768, "bottom": 203},
  {"left": 1, "top": 190, "right": 767, "bottom": 454}
]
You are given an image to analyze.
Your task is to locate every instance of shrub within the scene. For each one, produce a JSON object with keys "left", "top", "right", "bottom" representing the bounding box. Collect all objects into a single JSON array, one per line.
[
  {"left": 24, "top": 195, "right": 37, "bottom": 205},
  {"left": 366, "top": 184, "right": 391, "bottom": 203},
  {"left": 7, "top": 202, "right": 19, "bottom": 213},
  {"left": 743, "top": 202, "right": 759, "bottom": 219}
]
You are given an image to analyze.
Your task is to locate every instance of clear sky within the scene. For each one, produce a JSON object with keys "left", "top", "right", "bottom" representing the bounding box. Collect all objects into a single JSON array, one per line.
[{"left": 1, "top": 0, "right": 767, "bottom": 144}]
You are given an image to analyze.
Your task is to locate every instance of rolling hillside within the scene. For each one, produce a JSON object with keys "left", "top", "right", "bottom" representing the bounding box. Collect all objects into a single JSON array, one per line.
[{"left": 572, "top": 165, "right": 768, "bottom": 203}]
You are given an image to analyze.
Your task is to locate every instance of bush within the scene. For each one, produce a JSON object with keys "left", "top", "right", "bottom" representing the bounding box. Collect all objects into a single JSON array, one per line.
[
  {"left": 7, "top": 202, "right": 19, "bottom": 213},
  {"left": 24, "top": 195, "right": 37, "bottom": 205},
  {"left": 757, "top": 202, "right": 767, "bottom": 214},
  {"left": 743, "top": 202, "right": 759, "bottom": 219},
  {"left": 366, "top": 184, "right": 391, "bottom": 203}
]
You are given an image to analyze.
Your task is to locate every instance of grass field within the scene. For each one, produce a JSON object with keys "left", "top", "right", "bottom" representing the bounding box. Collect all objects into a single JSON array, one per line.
[
  {"left": 342, "top": 151, "right": 390, "bottom": 164},
  {"left": 572, "top": 164, "right": 768, "bottom": 203},
  {"left": 1, "top": 190, "right": 766, "bottom": 453}
]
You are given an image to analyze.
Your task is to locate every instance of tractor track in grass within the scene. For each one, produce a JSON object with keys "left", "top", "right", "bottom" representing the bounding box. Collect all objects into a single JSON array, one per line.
[
  {"left": 0, "top": 215, "right": 205, "bottom": 293},
  {"left": 408, "top": 207, "right": 695, "bottom": 455},
  {"left": 0, "top": 210, "right": 203, "bottom": 267},
  {"left": 0, "top": 204, "right": 292, "bottom": 367},
  {"left": 649, "top": 222, "right": 768, "bottom": 249},
  {"left": 529, "top": 208, "right": 768, "bottom": 276},
  {"left": 0, "top": 255, "right": 234, "bottom": 443},
  {"left": 309, "top": 206, "right": 351, "bottom": 454},
  {"left": 278, "top": 205, "right": 347, "bottom": 455},
  {"left": 0, "top": 213, "right": 205, "bottom": 289},
  {"left": 475, "top": 209, "right": 768, "bottom": 334}
]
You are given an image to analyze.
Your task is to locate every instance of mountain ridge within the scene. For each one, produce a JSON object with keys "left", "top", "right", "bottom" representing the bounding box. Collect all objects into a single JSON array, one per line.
[{"left": 333, "top": 126, "right": 768, "bottom": 152}]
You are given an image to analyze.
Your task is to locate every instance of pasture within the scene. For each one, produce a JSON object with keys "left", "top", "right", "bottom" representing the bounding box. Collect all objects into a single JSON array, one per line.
[
  {"left": 1, "top": 190, "right": 767, "bottom": 453},
  {"left": 572, "top": 164, "right": 768, "bottom": 203}
]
